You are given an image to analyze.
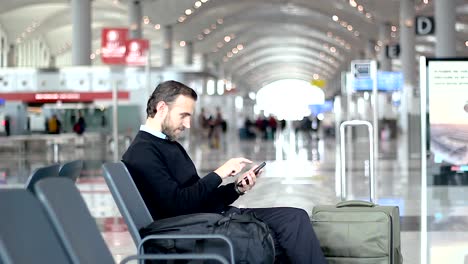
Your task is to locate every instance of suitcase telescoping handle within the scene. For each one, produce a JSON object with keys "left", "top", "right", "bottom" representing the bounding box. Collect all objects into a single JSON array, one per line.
[{"left": 339, "top": 120, "right": 375, "bottom": 203}]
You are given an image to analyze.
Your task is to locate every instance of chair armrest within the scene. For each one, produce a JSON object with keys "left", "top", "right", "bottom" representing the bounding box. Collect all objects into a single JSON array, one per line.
[
  {"left": 138, "top": 234, "right": 234, "bottom": 264},
  {"left": 120, "top": 253, "right": 229, "bottom": 264}
]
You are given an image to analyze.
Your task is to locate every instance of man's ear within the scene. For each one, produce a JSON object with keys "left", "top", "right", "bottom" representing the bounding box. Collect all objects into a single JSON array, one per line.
[{"left": 156, "top": 101, "right": 167, "bottom": 116}]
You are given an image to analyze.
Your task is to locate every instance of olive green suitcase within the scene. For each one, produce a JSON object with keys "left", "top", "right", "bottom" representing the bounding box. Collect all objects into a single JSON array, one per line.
[{"left": 311, "top": 120, "right": 403, "bottom": 264}]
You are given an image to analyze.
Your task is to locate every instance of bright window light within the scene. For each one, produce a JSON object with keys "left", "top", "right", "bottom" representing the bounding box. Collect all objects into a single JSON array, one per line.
[
  {"left": 256, "top": 79, "right": 325, "bottom": 120},
  {"left": 207, "top": 80, "right": 215, "bottom": 95},
  {"left": 235, "top": 96, "right": 243, "bottom": 110},
  {"left": 206, "top": 81, "right": 215, "bottom": 95}
]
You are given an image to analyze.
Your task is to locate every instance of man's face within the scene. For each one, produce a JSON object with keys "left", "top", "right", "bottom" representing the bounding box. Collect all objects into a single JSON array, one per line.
[{"left": 161, "top": 95, "right": 195, "bottom": 140}]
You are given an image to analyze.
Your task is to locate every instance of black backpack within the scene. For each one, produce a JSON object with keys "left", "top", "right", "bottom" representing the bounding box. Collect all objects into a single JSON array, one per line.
[{"left": 140, "top": 212, "right": 275, "bottom": 263}]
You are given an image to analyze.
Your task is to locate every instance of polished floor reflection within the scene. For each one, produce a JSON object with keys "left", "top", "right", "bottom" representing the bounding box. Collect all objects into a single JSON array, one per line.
[{"left": 1, "top": 129, "right": 468, "bottom": 264}]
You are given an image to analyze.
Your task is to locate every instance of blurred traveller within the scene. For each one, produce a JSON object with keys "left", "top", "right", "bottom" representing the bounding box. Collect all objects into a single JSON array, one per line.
[
  {"left": 122, "top": 80, "right": 327, "bottom": 264},
  {"left": 73, "top": 111, "right": 86, "bottom": 135},
  {"left": 47, "top": 114, "right": 61, "bottom": 134}
]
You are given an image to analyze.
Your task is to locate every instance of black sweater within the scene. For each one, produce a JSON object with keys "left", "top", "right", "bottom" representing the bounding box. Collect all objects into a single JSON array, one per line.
[{"left": 122, "top": 131, "right": 240, "bottom": 220}]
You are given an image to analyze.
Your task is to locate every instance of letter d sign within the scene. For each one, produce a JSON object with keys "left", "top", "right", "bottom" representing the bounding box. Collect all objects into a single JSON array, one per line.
[{"left": 416, "top": 16, "right": 435, "bottom": 35}]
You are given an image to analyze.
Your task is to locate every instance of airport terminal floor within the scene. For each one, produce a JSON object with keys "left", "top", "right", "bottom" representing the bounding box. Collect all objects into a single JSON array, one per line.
[{"left": 1, "top": 128, "right": 467, "bottom": 263}]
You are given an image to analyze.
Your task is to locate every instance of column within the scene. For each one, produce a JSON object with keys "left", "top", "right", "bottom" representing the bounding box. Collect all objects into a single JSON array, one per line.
[
  {"left": 201, "top": 53, "right": 208, "bottom": 71},
  {"left": 378, "top": 22, "right": 391, "bottom": 71},
  {"left": 400, "top": 0, "right": 419, "bottom": 160},
  {"left": 129, "top": 0, "right": 142, "bottom": 39},
  {"left": 161, "top": 25, "right": 173, "bottom": 67},
  {"left": 71, "top": 0, "right": 91, "bottom": 65},
  {"left": 185, "top": 41, "right": 193, "bottom": 65},
  {"left": 7, "top": 44, "right": 16, "bottom": 67},
  {"left": 435, "top": 0, "right": 456, "bottom": 57},
  {"left": 358, "top": 50, "right": 366, "bottom": 60},
  {"left": 400, "top": 0, "right": 416, "bottom": 121},
  {"left": 365, "top": 39, "right": 375, "bottom": 59}
]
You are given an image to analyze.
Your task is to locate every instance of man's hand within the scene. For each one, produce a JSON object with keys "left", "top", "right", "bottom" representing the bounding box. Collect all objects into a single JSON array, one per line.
[
  {"left": 235, "top": 165, "right": 263, "bottom": 193},
  {"left": 214, "top": 157, "right": 252, "bottom": 179}
]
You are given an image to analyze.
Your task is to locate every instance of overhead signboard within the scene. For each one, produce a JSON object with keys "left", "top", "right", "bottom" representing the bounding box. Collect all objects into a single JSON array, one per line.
[
  {"left": 416, "top": 16, "right": 435, "bottom": 35},
  {"left": 386, "top": 44, "right": 400, "bottom": 59},
  {"left": 351, "top": 60, "right": 372, "bottom": 79},
  {"left": 125, "top": 39, "right": 149, "bottom": 66},
  {"left": 352, "top": 71, "right": 403, "bottom": 92},
  {"left": 0, "top": 92, "right": 130, "bottom": 103},
  {"left": 101, "top": 28, "right": 128, "bottom": 65}
]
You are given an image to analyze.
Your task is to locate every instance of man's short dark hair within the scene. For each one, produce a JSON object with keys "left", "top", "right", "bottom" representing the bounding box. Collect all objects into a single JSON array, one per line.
[{"left": 146, "top": 80, "right": 198, "bottom": 118}]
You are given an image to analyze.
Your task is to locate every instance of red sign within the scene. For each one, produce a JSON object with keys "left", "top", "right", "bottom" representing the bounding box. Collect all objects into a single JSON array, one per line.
[
  {"left": 101, "top": 28, "right": 128, "bottom": 64},
  {"left": 125, "top": 39, "right": 149, "bottom": 66},
  {"left": 0, "top": 92, "right": 130, "bottom": 103}
]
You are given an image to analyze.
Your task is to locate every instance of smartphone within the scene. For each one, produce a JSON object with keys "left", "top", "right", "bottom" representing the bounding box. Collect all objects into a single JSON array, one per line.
[{"left": 237, "top": 162, "right": 266, "bottom": 187}]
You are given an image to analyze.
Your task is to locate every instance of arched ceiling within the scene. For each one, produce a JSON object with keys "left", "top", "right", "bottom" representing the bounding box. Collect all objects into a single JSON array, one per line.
[{"left": 1, "top": 0, "right": 468, "bottom": 95}]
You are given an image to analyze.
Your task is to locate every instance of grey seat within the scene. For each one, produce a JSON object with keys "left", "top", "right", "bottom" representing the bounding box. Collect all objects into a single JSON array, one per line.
[
  {"left": 0, "top": 189, "right": 72, "bottom": 264},
  {"left": 34, "top": 177, "right": 115, "bottom": 264},
  {"left": 34, "top": 177, "right": 230, "bottom": 264},
  {"left": 59, "top": 160, "right": 83, "bottom": 182},
  {"left": 24, "top": 163, "right": 60, "bottom": 192},
  {"left": 101, "top": 161, "right": 234, "bottom": 263}
]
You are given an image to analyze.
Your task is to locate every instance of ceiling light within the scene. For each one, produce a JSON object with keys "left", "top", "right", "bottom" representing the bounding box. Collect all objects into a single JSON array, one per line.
[
  {"left": 203, "top": 28, "right": 211, "bottom": 34},
  {"left": 365, "top": 13, "right": 372, "bottom": 19},
  {"left": 232, "top": 48, "right": 238, "bottom": 54},
  {"left": 90, "top": 53, "right": 96, "bottom": 59},
  {"left": 197, "top": 34, "right": 204, "bottom": 40},
  {"left": 465, "top": 41, "right": 468, "bottom": 47},
  {"left": 201, "top": 0, "right": 208, "bottom": 3},
  {"left": 154, "top": 24, "right": 161, "bottom": 30},
  {"left": 178, "top": 16, "right": 186, "bottom": 23},
  {"left": 211, "top": 24, "right": 217, "bottom": 29},
  {"left": 224, "top": 36, "right": 231, "bottom": 42},
  {"left": 330, "top": 47, "right": 336, "bottom": 53},
  {"left": 313, "top": 74, "right": 319, "bottom": 80},
  {"left": 179, "top": 41, "right": 186, "bottom": 47},
  {"left": 423, "top": 0, "right": 428, "bottom": 3},
  {"left": 357, "top": 5, "right": 364, "bottom": 12},
  {"left": 217, "top": 18, "right": 224, "bottom": 24},
  {"left": 185, "top": 9, "right": 192, "bottom": 15},
  {"left": 332, "top": 15, "right": 339, "bottom": 21},
  {"left": 347, "top": 25, "right": 353, "bottom": 31},
  {"left": 227, "top": 52, "right": 233, "bottom": 58},
  {"left": 194, "top": 1, "right": 202, "bottom": 8},
  {"left": 404, "top": 19, "right": 413, "bottom": 27},
  {"left": 391, "top": 25, "right": 397, "bottom": 31},
  {"left": 340, "top": 21, "right": 348, "bottom": 27},
  {"left": 354, "top": 31, "right": 360, "bottom": 36},
  {"left": 349, "top": 0, "right": 357, "bottom": 8},
  {"left": 237, "top": 44, "right": 244, "bottom": 50}
]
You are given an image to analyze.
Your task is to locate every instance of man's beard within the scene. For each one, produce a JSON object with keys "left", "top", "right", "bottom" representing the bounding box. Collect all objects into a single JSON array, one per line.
[{"left": 161, "top": 116, "right": 184, "bottom": 140}]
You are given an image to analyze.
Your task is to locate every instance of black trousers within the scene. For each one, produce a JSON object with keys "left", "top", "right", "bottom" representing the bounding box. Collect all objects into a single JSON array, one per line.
[{"left": 224, "top": 207, "right": 327, "bottom": 264}]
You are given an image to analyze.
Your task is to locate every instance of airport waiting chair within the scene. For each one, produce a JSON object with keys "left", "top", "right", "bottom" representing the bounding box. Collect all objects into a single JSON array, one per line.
[
  {"left": 24, "top": 163, "right": 60, "bottom": 192},
  {"left": 59, "top": 160, "right": 83, "bottom": 182},
  {"left": 34, "top": 177, "right": 230, "bottom": 264},
  {"left": 0, "top": 188, "right": 72, "bottom": 264},
  {"left": 101, "top": 162, "right": 234, "bottom": 263}
]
